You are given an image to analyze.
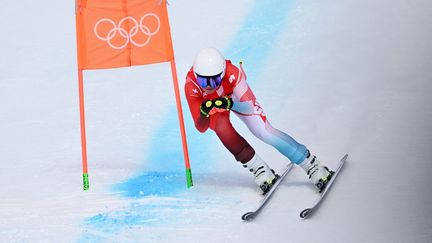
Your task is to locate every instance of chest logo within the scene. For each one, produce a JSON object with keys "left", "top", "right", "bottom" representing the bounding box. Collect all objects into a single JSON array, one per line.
[{"left": 229, "top": 74, "right": 236, "bottom": 84}]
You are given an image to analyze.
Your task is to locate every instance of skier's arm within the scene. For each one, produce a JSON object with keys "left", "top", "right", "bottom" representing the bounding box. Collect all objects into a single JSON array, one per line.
[
  {"left": 231, "top": 66, "right": 256, "bottom": 115},
  {"left": 184, "top": 83, "right": 210, "bottom": 133},
  {"left": 231, "top": 97, "right": 254, "bottom": 114}
]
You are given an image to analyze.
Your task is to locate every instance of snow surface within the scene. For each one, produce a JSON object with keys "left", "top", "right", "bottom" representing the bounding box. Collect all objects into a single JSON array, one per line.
[{"left": 1, "top": 0, "right": 432, "bottom": 242}]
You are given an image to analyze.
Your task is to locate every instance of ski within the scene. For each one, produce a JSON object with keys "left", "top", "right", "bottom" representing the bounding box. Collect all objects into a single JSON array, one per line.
[
  {"left": 242, "top": 163, "right": 294, "bottom": 221},
  {"left": 299, "top": 154, "right": 348, "bottom": 219}
]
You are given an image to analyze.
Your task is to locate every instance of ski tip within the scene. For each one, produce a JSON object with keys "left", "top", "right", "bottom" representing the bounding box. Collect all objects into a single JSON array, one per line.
[
  {"left": 300, "top": 208, "right": 312, "bottom": 219},
  {"left": 242, "top": 212, "right": 255, "bottom": 221}
]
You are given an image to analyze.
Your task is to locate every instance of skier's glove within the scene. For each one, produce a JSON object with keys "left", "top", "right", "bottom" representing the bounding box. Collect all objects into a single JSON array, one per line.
[
  {"left": 213, "top": 96, "right": 233, "bottom": 111},
  {"left": 200, "top": 99, "right": 214, "bottom": 117}
]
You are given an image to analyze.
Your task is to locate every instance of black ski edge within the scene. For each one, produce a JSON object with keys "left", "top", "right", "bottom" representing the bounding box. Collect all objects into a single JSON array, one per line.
[
  {"left": 299, "top": 154, "right": 348, "bottom": 219},
  {"left": 241, "top": 163, "right": 294, "bottom": 221},
  {"left": 300, "top": 208, "right": 312, "bottom": 219},
  {"left": 241, "top": 212, "right": 255, "bottom": 221}
]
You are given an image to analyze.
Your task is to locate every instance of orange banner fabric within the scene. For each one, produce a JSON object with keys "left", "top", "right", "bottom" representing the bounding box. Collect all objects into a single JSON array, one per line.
[{"left": 76, "top": 0, "right": 174, "bottom": 70}]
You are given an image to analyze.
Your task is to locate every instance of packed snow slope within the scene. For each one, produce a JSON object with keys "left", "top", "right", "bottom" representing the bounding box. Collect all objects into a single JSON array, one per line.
[{"left": 1, "top": 0, "right": 432, "bottom": 242}]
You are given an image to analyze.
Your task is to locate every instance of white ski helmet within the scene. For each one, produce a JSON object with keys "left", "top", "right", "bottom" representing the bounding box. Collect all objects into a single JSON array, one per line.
[{"left": 193, "top": 47, "right": 226, "bottom": 77}]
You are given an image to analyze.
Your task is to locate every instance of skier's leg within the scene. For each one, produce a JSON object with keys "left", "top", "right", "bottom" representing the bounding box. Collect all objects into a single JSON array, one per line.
[
  {"left": 236, "top": 113, "right": 332, "bottom": 191},
  {"left": 231, "top": 74, "right": 331, "bottom": 190},
  {"left": 209, "top": 111, "right": 254, "bottom": 163},
  {"left": 209, "top": 111, "right": 276, "bottom": 193},
  {"left": 235, "top": 113, "right": 308, "bottom": 164}
]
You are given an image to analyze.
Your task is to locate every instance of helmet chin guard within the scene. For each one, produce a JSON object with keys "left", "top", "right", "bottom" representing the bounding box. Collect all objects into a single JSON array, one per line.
[{"left": 193, "top": 47, "right": 225, "bottom": 78}]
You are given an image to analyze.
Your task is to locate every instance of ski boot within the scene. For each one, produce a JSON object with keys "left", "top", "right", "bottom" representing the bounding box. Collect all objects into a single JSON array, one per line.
[
  {"left": 243, "top": 154, "right": 278, "bottom": 195},
  {"left": 299, "top": 151, "right": 334, "bottom": 193}
]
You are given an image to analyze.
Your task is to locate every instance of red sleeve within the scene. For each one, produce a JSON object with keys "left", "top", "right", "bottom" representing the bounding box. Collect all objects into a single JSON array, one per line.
[
  {"left": 184, "top": 70, "right": 210, "bottom": 133},
  {"left": 221, "top": 60, "right": 242, "bottom": 94}
]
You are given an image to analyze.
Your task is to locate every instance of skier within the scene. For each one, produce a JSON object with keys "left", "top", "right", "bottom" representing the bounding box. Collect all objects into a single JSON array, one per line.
[{"left": 184, "top": 47, "right": 333, "bottom": 194}]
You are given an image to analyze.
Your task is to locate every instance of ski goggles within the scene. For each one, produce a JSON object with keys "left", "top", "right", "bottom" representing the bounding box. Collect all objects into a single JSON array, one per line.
[{"left": 196, "top": 73, "right": 223, "bottom": 89}]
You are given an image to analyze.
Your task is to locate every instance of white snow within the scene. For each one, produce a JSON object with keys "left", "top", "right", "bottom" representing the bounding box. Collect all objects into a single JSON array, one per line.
[{"left": 1, "top": 0, "right": 432, "bottom": 242}]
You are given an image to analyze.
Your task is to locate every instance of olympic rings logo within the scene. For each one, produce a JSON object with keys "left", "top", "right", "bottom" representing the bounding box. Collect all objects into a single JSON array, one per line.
[{"left": 94, "top": 14, "right": 160, "bottom": 50}]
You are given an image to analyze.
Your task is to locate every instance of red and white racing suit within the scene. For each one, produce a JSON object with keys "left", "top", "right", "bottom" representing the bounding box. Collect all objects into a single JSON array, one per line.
[{"left": 184, "top": 60, "right": 308, "bottom": 164}]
